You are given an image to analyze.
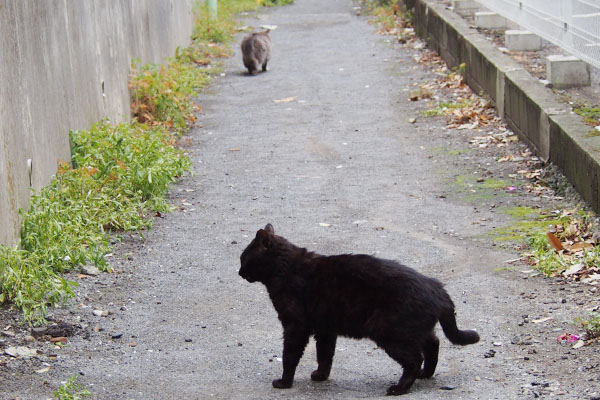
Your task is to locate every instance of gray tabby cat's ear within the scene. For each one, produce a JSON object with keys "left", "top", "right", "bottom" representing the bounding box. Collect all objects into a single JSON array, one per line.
[{"left": 264, "top": 224, "right": 274, "bottom": 234}]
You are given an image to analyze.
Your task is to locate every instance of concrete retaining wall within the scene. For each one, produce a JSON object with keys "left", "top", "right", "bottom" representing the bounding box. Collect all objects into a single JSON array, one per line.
[
  {"left": 408, "top": 0, "right": 600, "bottom": 213},
  {"left": 0, "top": 0, "right": 194, "bottom": 245}
]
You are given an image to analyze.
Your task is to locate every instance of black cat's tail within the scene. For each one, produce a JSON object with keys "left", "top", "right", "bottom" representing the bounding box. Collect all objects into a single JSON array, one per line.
[{"left": 439, "top": 308, "right": 480, "bottom": 345}]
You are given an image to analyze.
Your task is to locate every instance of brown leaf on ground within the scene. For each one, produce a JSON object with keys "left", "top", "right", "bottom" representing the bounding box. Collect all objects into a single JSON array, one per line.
[{"left": 546, "top": 231, "right": 564, "bottom": 252}]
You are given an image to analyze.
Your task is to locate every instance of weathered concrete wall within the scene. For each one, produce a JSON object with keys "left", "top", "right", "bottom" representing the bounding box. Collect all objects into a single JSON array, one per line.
[
  {"left": 0, "top": 0, "right": 194, "bottom": 245},
  {"left": 407, "top": 0, "right": 600, "bottom": 213}
]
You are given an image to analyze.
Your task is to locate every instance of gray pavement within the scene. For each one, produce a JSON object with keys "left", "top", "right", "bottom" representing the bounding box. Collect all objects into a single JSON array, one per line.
[{"left": 2, "top": 0, "right": 599, "bottom": 399}]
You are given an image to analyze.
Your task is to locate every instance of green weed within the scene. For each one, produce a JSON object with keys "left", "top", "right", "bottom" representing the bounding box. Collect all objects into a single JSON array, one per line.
[
  {"left": 576, "top": 312, "right": 600, "bottom": 339},
  {"left": 129, "top": 59, "right": 211, "bottom": 133},
  {"left": 573, "top": 105, "right": 600, "bottom": 126},
  {"left": 363, "top": 0, "right": 412, "bottom": 36},
  {"left": 192, "top": 0, "right": 261, "bottom": 44},
  {"left": 258, "top": 0, "right": 294, "bottom": 6},
  {"left": 492, "top": 207, "right": 568, "bottom": 243},
  {"left": 422, "top": 99, "right": 473, "bottom": 117},
  {"left": 53, "top": 375, "right": 91, "bottom": 400},
  {"left": 1, "top": 121, "right": 190, "bottom": 323}
]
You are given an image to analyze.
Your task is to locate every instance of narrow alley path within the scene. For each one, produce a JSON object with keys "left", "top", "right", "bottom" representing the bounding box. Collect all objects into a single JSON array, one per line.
[{"left": 3, "top": 0, "right": 598, "bottom": 399}]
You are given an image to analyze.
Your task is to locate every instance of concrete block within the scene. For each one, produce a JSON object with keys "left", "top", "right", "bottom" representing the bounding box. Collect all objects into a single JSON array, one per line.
[
  {"left": 547, "top": 55, "right": 591, "bottom": 89},
  {"left": 452, "top": 0, "right": 479, "bottom": 15},
  {"left": 505, "top": 30, "right": 542, "bottom": 51},
  {"left": 475, "top": 12, "right": 508, "bottom": 29}
]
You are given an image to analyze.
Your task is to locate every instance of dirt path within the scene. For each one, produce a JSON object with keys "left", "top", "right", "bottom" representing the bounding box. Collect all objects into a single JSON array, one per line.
[{"left": 1, "top": 0, "right": 599, "bottom": 399}]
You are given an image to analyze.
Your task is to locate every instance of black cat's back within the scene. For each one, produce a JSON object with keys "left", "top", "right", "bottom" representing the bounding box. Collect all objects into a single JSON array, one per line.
[{"left": 306, "top": 254, "right": 444, "bottom": 337}]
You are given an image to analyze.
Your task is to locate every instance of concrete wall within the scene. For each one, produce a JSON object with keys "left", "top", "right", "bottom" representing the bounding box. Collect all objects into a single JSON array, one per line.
[
  {"left": 407, "top": 0, "right": 600, "bottom": 213},
  {"left": 0, "top": 0, "right": 194, "bottom": 245}
]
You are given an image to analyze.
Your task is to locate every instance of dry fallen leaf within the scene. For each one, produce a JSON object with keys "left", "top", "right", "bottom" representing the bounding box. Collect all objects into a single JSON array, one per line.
[
  {"left": 273, "top": 96, "right": 297, "bottom": 103},
  {"left": 532, "top": 317, "right": 552, "bottom": 324},
  {"left": 566, "top": 242, "right": 593, "bottom": 252},
  {"left": 546, "top": 231, "right": 564, "bottom": 251}
]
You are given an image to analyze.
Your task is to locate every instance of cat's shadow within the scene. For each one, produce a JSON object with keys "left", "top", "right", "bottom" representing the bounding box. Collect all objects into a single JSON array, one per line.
[{"left": 297, "top": 375, "right": 439, "bottom": 397}]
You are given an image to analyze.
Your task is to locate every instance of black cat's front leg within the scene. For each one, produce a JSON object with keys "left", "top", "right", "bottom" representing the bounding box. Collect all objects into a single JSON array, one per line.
[
  {"left": 273, "top": 328, "right": 310, "bottom": 389},
  {"left": 311, "top": 333, "right": 337, "bottom": 381}
]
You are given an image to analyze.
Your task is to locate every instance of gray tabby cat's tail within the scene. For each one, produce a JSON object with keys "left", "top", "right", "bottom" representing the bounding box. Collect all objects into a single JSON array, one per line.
[{"left": 439, "top": 308, "right": 480, "bottom": 345}]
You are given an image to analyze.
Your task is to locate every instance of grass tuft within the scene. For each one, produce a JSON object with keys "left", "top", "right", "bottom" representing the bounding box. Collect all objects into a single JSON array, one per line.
[{"left": 53, "top": 375, "right": 91, "bottom": 400}]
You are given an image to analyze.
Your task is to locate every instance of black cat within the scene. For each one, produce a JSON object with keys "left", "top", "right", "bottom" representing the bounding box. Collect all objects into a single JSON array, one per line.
[{"left": 239, "top": 224, "right": 480, "bottom": 396}]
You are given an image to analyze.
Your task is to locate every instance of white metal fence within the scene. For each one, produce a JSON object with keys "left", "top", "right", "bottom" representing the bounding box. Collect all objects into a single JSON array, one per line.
[{"left": 475, "top": 0, "right": 600, "bottom": 69}]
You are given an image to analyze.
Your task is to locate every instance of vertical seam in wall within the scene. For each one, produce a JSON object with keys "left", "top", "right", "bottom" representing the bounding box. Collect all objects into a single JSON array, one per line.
[{"left": 496, "top": 69, "right": 505, "bottom": 119}]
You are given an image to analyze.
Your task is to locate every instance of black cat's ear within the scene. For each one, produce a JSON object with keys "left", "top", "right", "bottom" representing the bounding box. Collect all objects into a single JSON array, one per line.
[
  {"left": 264, "top": 224, "right": 274, "bottom": 234},
  {"left": 256, "top": 228, "right": 272, "bottom": 248}
]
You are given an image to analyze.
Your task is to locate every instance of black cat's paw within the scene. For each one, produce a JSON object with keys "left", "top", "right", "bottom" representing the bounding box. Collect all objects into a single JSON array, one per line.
[
  {"left": 417, "top": 368, "right": 435, "bottom": 379},
  {"left": 310, "top": 369, "right": 329, "bottom": 381},
  {"left": 386, "top": 384, "right": 408, "bottom": 396},
  {"left": 272, "top": 379, "right": 293, "bottom": 389}
]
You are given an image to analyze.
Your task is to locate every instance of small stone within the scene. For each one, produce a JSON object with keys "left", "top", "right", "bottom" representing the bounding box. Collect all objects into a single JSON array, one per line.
[
  {"left": 185, "top": 338, "right": 192, "bottom": 343},
  {"left": 31, "top": 327, "right": 47, "bottom": 338},
  {"left": 111, "top": 333, "right": 123, "bottom": 339},
  {"left": 93, "top": 309, "right": 108, "bottom": 317},
  {"left": 4, "top": 346, "right": 38, "bottom": 358},
  {"left": 24, "top": 335, "right": 35, "bottom": 342},
  {"left": 484, "top": 349, "right": 496, "bottom": 358},
  {"left": 572, "top": 340, "right": 585, "bottom": 349},
  {"left": 45, "top": 322, "right": 75, "bottom": 337},
  {"left": 129, "top": 341, "right": 137, "bottom": 347},
  {"left": 81, "top": 265, "right": 101, "bottom": 276},
  {"left": 440, "top": 385, "right": 455, "bottom": 390},
  {"left": 50, "top": 337, "right": 67, "bottom": 344}
]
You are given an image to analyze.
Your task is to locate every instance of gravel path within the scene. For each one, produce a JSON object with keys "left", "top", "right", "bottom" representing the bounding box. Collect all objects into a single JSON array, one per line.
[{"left": 1, "top": 0, "right": 598, "bottom": 399}]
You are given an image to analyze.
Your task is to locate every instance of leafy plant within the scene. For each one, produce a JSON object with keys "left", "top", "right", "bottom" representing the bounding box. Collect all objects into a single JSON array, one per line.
[
  {"left": 364, "top": 0, "right": 412, "bottom": 34},
  {"left": 258, "top": 0, "right": 294, "bottom": 6},
  {"left": 576, "top": 312, "right": 600, "bottom": 339},
  {"left": 0, "top": 121, "right": 189, "bottom": 323},
  {"left": 421, "top": 99, "right": 474, "bottom": 117},
  {"left": 130, "top": 59, "right": 211, "bottom": 133},
  {"left": 53, "top": 375, "right": 91, "bottom": 400},
  {"left": 175, "top": 42, "right": 231, "bottom": 66},
  {"left": 192, "top": 0, "right": 260, "bottom": 44},
  {"left": 573, "top": 105, "right": 600, "bottom": 126}
]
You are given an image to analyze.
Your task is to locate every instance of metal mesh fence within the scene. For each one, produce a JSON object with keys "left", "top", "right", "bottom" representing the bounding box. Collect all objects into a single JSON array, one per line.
[{"left": 475, "top": 0, "right": 600, "bottom": 69}]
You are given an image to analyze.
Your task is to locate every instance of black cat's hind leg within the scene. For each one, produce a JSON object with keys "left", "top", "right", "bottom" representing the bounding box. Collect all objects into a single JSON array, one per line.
[
  {"left": 311, "top": 333, "right": 337, "bottom": 381},
  {"left": 379, "top": 342, "right": 423, "bottom": 396},
  {"left": 262, "top": 61, "right": 268, "bottom": 72},
  {"left": 418, "top": 333, "right": 439, "bottom": 379},
  {"left": 273, "top": 328, "right": 310, "bottom": 389}
]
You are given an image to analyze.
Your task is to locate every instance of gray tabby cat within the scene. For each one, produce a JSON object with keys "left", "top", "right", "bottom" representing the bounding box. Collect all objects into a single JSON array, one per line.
[{"left": 241, "top": 29, "right": 271, "bottom": 75}]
